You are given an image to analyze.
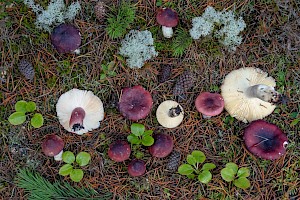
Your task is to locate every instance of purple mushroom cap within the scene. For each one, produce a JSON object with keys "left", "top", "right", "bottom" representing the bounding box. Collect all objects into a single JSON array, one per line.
[
  {"left": 195, "top": 92, "right": 224, "bottom": 117},
  {"left": 119, "top": 85, "right": 153, "bottom": 121},
  {"left": 108, "top": 140, "right": 131, "bottom": 162},
  {"left": 42, "top": 134, "right": 64, "bottom": 157},
  {"left": 128, "top": 159, "right": 146, "bottom": 177},
  {"left": 149, "top": 133, "right": 174, "bottom": 158},
  {"left": 243, "top": 120, "right": 288, "bottom": 160},
  {"left": 50, "top": 24, "right": 81, "bottom": 53},
  {"left": 156, "top": 8, "right": 179, "bottom": 27}
]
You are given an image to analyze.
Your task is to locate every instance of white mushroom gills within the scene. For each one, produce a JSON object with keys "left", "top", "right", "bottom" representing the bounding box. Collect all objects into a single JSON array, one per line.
[{"left": 162, "top": 26, "right": 173, "bottom": 38}]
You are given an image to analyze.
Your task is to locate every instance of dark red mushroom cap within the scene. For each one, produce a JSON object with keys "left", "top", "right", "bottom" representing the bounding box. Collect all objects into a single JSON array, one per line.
[
  {"left": 156, "top": 8, "right": 179, "bottom": 27},
  {"left": 50, "top": 24, "right": 81, "bottom": 53},
  {"left": 119, "top": 85, "right": 153, "bottom": 121},
  {"left": 108, "top": 140, "right": 131, "bottom": 162},
  {"left": 42, "top": 134, "right": 64, "bottom": 157},
  {"left": 149, "top": 133, "right": 174, "bottom": 158},
  {"left": 128, "top": 159, "right": 146, "bottom": 177},
  {"left": 195, "top": 92, "right": 224, "bottom": 117},
  {"left": 243, "top": 120, "right": 288, "bottom": 160}
]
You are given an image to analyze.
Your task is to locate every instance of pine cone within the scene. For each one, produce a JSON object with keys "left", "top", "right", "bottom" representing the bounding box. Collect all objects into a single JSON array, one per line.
[
  {"left": 94, "top": 1, "right": 106, "bottom": 21},
  {"left": 158, "top": 64, "right": 172, "bottom": 83},
  {"left": 166, "top": 150, "right": 181, "bottom": 172},
  {"left": 18, "top": 59, "right": 35, "bottom": 81},
  {"left": 173, "top": 70, "right": 194, "bottom": 96}
]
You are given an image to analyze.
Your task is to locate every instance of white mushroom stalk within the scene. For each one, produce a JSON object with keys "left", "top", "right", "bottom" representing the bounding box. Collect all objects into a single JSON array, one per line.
[
  {"left": 162, "top": 26, "right": 173, "bottom": 38},
  {"left": 245, "top": 84, "right": 281, "bottom": 103},
  {"left": 54, "top": 150, "right": 63, "bottom": 161}
]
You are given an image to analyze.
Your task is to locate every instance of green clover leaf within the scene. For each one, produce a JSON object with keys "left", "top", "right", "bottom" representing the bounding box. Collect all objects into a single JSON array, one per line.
[
  {"left": 131, "top": 123, "right": 145, "bottom": 136},
  {"left": 70, "top": 169, "right": 84, "bottom": 182},
  {"left": 233, "top": 177, "right": 250, "bottom": 189},
  {"left": 30, "top": 113, "right": 44, "bottom": 128},
  {"left": 26, "top": 101, "right": 36, "bottom": 112},
  {"left": 76, "top": 152, "right": 91, "bottom": 166},
  {"left": 221, "top": 167, "right": 236, "bottom": 182},
  {"left": 237, "top": 167, "right": 250, "bottom": 178},
  {"left": 62, "top": 151, "right": 75, "bottom": 164},
  {"left": 15, "top": 101, "right": 27, "bottom": 113},
  {"left": 201, "top": 163, "right": 216, "bottom": 171},
  {"left": 178, "top": 164, "right": 194, "bottom": 175},
  {"left": 191, "top": 150, "right": 206, "bottom": 163},
  {"left": 59, "top": 164, "right": 73, "bottom": 176},
  {"left": 187, "top": 155, "right": 197, "bottom": 166},
  {"left": 127, "top": 134, "right": 141, "bottom": 145},
  {"left": 141, "top": 135, "right": 154, "bottom": 146},
  {"left": 8, "top": 112, "right": 26, "bottom": 125},
  {"left": 225, "top": 162, "right": 238, "bottom": 174},
  {"left": 198, "top": 170, "right": 212, "bottom": 184}
]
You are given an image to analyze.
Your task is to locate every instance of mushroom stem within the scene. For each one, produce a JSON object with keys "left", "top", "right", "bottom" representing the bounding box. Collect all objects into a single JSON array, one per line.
[
  {"left": 168, "top": 105, "right": 182, "bottom": 117},
  {"left": 162, "top": 26, "right": 173, "bottom": 38},
  {"left": 54, "top": 150, "right": 63, "bottom": 161},
  {"left": 69, "top": 107, "right": 85, "bottom": 131},
  {"left": 245, "top": 84, "right": 281, "bottom": 103},
  {"left": 202, "top": 114, "right": 212, "bottom": 119}
]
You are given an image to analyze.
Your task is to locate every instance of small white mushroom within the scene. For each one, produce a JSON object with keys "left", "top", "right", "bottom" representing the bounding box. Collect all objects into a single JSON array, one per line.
[
  {"left": 156, "top": 100, "right": 184, "bottom": 128},
  {"left": 221, "top": 67, "right": 282, "bottom": 123}
]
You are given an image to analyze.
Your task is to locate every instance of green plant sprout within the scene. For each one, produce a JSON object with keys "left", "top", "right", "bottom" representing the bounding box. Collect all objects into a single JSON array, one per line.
[
  {"left": 221, "top": 162, "right": 251, "bottom": 189},
  {"left": 127, "top": 123, "right": 154, "bottom": 159},
  {"left": 59, "top": 151, "right": 91, "bottom": 182},
  {"left": 100, "top": 61, "right": 117, "bottom": 80},
  {"left": 106, "top": 1, "right": 136, "bottom": 39},
  {"left": 178, "top": 150, "right": 216, "bottom": 184},
  {"left": 8, "top": 100, "right": 44, "bottom": 128}
]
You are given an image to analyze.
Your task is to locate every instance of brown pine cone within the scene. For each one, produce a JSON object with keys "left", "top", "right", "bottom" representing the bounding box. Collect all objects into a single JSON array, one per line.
[
  {"left": 158, "top": 64, "right": 172, "bottom": 83},
  {"left": 166, "top": 150, "right": 181, "bottom": 172},
  {"left": 94, "top": 1, "right": 106, "bottom": 21},
  {"left": 18, "top": 59, "right": 35, "bottom": 81},
  {"left": 173, "top": 70, "right": 194, "bottom": 96}
]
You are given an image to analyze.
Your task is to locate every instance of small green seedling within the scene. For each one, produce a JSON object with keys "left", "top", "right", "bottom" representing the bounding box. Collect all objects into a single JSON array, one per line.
[
  {"left": 8, "top": 100, "right": 44, "bottom": 128},
  {"left": 100, "top": 61, "right": 117, "bottom": 80},
  {"left": 59, "top": 151, "right": 91, "bottom": 182},
  {"left": 178, "top": 150, "right": 216, "bottom": 184},
  {"left": 127, "top": 123, "right": 154, "bottom": 147},
  {"left": 221, "top": 162, "right": 251, "bottom": 189}
]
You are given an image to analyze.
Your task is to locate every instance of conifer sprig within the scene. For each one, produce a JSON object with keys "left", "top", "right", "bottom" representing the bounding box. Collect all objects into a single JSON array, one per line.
[
  {"left": 172, "top": 28, "right": 192, "bottom": 57},
  {"left": 16, "top": 168, "right": 112, "bottom": 200}
]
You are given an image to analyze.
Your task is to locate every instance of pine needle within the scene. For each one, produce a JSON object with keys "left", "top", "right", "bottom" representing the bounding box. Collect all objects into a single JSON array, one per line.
[
  {"left": 172, "top": 28, "right": 192, "bottom": 57},
  {"left": 16, "top": 168, "right": 112, "bottom": 200}
]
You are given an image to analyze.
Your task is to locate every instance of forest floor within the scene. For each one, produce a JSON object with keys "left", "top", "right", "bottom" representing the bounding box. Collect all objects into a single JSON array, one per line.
[{"left": 0, "top": 0, "right": 299, "bottom": 199}]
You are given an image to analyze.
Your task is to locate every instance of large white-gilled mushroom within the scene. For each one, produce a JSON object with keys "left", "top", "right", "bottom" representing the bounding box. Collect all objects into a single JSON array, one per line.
[
  {"left": 221, "top": 67, "right": 282, "bottom": 123},
  {"left": 56, "top": 88, "right": 104, "bottom": 135},
  {"left": 156, "top": 100, "right": 184, "bottom": 128}
]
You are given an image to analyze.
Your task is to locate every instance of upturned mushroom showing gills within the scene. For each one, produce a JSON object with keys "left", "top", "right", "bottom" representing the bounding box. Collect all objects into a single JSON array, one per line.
[
  {"left": 42, "top": 134, "right": 64, "bottom": 161},
  {"left": 243, "top": 120, "right": 288, "bottom": 160},
  {"left": 195, "top": 92, "right": 224, "bottom": 118},
  {"left": 56, "top": 88, "right": 104, "bottom": 135},
  {"left": 156, "top": 100, "right": 184, "bottom": 128},
  {"left": 50, "top": 24, "right": 81, "bottom": 54},
  {"left": 156, "top": 8, "right": 179, "bottom": 38},
  {"left": 221, "top": 67, "right": 283, "bottom": 123},
  {"left": 119, "top": 85, "right": 153, "bottom": 121}
]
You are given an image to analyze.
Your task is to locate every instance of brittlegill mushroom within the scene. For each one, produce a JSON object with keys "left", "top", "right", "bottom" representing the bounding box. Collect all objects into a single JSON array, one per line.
[
  {"left": 243, "top": 120, "right": 288, "bottom": 160},
  {"left": 149, "top": 133, "right": 174, "bottom": 158},
  {"left": 221, "top": 67, "right": 283, "bottom": 123},
  {"left": 156, "top": 100, "right": 184, "bottom": 128},
  {"left": 50, "top": 23, "right": 81, "bottom": 54},
  {"left": 56, "top": 88, "right": 104, "bottom": 135},
  {"left": 119, "top": 85, "right": 153, "bottom": 121},
  {"left": 42, "top": 134, "right": 64, "bottom": 161},
  {"left": 156, "top": 8, "right": 179, "bottom": 38},
  {"left": 195, "top": 92, "right": 224, "bottom": 118}
]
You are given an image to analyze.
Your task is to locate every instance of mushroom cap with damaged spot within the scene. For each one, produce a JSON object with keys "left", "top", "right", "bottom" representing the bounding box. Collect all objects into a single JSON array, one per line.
[
  {"left": 56, "top": 88, "right": 104, "bottom": 135},
  {"left": 42, "top": 134, "right": 64, "bottom": 157},
  {"left": 118, "top": 85, "right": 153, "bottom": 121},
  {"left": 221, "top": 67, "right": 276, "bottom": 123},
  {"left": 243, "top": 120, "right": 288, "bottom": 160},
  {"left": 195, "top": 92, "right": 224, "bottom": 117},
  {"left": 156, "top": 100, "right": 184, "bottom": 128}
]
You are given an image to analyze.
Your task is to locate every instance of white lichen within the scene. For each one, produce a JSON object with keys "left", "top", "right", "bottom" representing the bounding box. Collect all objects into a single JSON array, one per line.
[
  {"left": 23, "top": 0, "right": 81, "bottom": 32},
  {"left": 189, "top": 6, "right": 246, "bottom": 51},
  {"left": 119, "top": 30, "right": 158, "bottom": 69}
]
